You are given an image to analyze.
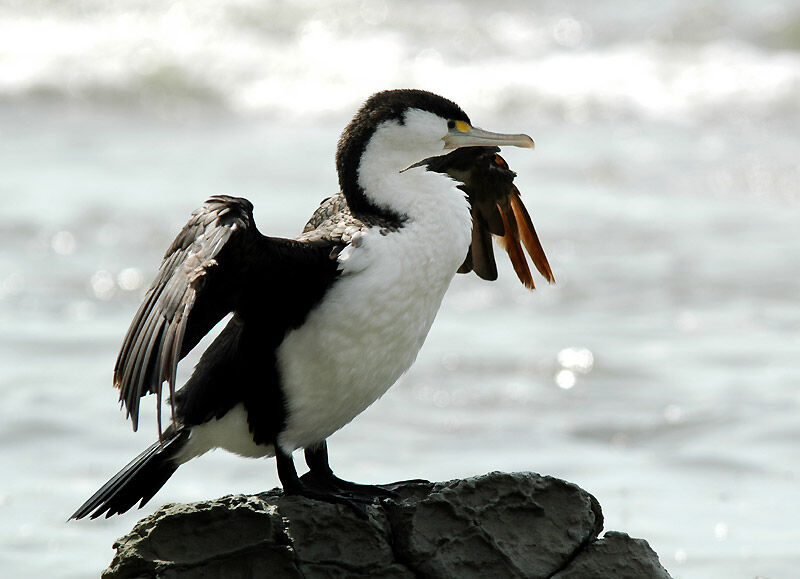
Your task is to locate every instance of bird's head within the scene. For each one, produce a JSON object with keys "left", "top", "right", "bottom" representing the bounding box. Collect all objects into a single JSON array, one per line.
[{"left": 337, "top": 89, "right": 534, "bottom": 219}]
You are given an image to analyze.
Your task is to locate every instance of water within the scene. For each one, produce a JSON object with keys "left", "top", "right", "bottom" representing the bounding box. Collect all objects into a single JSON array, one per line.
[{"left": 1, "top": 1, "right": 799, "bottom": 577}]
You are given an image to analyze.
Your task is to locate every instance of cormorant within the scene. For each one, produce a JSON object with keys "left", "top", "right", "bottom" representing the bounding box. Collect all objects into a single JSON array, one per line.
[{"left": 71, "top": 89, "right": 553, "bottom": 520}]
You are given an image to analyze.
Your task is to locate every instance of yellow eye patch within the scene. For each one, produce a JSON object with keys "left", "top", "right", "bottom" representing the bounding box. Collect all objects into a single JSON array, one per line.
[{"left": 455, "top": 120, "right": 471, "bottom": 133}]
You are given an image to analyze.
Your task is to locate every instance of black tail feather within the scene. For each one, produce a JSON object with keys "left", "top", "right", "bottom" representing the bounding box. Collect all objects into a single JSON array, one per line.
[{"left": 70, "top": 428, "right": 190, "bottom": 520}]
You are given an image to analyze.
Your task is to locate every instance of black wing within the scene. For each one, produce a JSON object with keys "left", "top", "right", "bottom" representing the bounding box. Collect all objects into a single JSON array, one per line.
[
  {"left": 114, "top": 195, "right": 339, "bottom": 438},
  {"left": 423, "top": 146, "right": 554, "bottom": 289}
]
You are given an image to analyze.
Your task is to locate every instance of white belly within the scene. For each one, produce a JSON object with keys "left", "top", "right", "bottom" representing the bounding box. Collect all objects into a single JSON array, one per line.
[{"left": 277, "top": 197, "right": 471, "bottom": 450}]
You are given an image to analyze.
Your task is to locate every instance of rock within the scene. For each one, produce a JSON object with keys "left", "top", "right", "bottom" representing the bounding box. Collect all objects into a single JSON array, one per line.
[
  {"left": 102, "top": 472, "right": 672, "bottom": 579},
  {"left": 552, "top": 531, "right": 672, "bottom": 579}
]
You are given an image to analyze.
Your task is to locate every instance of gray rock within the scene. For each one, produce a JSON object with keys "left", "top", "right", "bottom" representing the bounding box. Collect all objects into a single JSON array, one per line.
[
  {"left": 102, "top": 472, "right": 672, "bottom": 579},
  {"left": 552, "top": 531, "right": 673, "bottom": 579}
]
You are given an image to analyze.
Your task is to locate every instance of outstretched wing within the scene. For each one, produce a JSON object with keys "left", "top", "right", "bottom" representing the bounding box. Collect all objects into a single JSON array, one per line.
[
  {"left": 114, "top": 195, "right": 338, "bottom": 438},
  {"left": 423, "top": 146, "right": 555, "bottom": 289}
]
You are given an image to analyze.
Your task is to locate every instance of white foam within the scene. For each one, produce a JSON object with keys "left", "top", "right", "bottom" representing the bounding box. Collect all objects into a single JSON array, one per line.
[{"left": 2, "top": 1, "right": 799, "bottom": 121}]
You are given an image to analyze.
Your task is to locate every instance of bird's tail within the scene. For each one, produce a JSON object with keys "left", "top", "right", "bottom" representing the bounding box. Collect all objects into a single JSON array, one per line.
[{"left": 70, "top": 427, "right": 190, "bottom": 520}]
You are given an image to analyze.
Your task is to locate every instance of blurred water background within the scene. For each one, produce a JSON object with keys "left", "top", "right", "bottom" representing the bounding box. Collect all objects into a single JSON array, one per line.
[{"left": 2, "top": 1, "right": 799, "bottom": 577}]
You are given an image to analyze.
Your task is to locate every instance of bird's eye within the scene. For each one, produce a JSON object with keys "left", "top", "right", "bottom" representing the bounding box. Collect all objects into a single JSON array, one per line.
[{"left": 449, "top": 120, "right": 471, "bottom": 133}]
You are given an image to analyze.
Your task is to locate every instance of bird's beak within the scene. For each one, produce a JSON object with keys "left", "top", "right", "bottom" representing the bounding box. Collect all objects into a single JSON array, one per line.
[{"left": 443, "top": 121, "right": 535, "bottom": 150}]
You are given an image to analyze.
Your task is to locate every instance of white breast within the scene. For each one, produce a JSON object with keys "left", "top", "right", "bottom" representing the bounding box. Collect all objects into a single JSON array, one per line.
[{"left": 276, "top": 167, "right": 471, "bottom": 452}]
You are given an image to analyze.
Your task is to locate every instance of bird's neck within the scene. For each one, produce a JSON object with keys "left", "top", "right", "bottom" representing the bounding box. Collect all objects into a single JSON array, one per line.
[{"left": 353, "top": 134, "right": 467, "bottom": 222}]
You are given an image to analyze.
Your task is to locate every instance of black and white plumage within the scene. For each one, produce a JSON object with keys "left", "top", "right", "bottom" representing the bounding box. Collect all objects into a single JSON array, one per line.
[{"left": 71, "top": 89, "right": 553, "bottom": 520}]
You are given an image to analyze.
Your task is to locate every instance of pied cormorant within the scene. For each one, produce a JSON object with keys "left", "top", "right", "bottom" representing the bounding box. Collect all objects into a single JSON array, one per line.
[{"left": 71, "top": 89, "right": 554, "bottom": 519}]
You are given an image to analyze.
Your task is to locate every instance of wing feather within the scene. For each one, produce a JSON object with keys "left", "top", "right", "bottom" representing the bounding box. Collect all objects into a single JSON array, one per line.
[
  {"left": 114, "top": 194, "right": 343, "bottom": 442},
  {"left": 114, "top": 196, "right": 255, "bottom": 437}
]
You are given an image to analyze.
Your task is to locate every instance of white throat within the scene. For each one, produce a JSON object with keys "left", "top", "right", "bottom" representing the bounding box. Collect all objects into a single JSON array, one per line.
[{"left": 356, "top": 111, "right": 459, "bottom": 219}]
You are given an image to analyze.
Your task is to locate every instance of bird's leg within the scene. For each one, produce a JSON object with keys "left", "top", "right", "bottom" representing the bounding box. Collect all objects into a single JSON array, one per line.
[
  {"left": 301, "top": 441, "right": 398, "bottom": 500},
  {"left": 297, "top": 441, "right": 339, "bottom": 494},
  {"left": 274, "top": 444, "right": 369, "bottom": 518},
  {"left": 274, "top": 444, "right": 305, "bottom": 495}
]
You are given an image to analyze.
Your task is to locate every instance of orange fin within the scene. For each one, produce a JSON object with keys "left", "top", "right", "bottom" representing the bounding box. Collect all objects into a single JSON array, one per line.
[
  {"left": 510, "top": 187, "right": 555, "bottom": 284},
  {"left": 497, "top": 202, "right": 535, "bottom": 289}
]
